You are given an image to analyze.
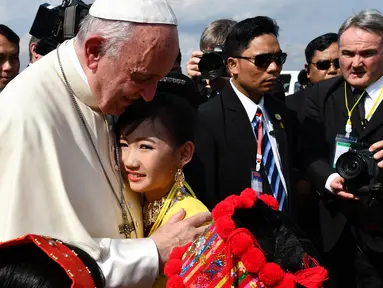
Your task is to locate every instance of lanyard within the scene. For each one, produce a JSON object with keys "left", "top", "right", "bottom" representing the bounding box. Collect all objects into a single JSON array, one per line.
[
  {"left": 344, "top": 82, "right": 383, "bottom": 137},
  {"left": 344, "top": 81, "right": 365, "bottom": 137},
  {"left": 255, "top": 111, "right": 263, "bottom": 172},
  {"left": 366, "top": 87, "right": 383, "bottom": 120}
]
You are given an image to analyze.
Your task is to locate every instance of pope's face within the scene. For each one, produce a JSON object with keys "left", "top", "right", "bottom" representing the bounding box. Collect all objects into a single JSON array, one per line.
[{"left": 91, "top": 25, "right": 179, "bottom": 115}]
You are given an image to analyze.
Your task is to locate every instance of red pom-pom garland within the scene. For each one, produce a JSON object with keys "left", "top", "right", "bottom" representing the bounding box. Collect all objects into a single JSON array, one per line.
[{"left": 164, "top": 188, "right": 328, "bottom": 287}]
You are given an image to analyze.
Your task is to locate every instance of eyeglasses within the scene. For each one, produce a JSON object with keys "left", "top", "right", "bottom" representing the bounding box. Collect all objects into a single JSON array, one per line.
[
  {"left": 232, "top": 52, "right": 287, "bottom": 68},
  {"left": 310, "top": 58, "right": 340, "bottom": 70}
]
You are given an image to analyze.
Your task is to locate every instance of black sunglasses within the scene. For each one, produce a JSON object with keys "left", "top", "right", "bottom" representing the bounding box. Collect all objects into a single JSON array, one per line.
[
  {"left": 311, "top": 58, "right": 340, "bottom": 70},
  {"left": 232, "top": 52, "right": 287, "bottom": 68}
]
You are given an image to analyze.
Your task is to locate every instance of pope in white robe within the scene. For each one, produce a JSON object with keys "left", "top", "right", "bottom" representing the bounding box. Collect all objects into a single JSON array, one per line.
[{"left": 0, "top": 0, "right": 182, "bottom": 286}]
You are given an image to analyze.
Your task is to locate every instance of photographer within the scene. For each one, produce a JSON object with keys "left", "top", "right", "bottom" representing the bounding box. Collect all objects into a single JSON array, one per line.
[
  {"left": 186, "top": 18, "right": 236, "bottom": 103},
  {"left": 300, "top": 9, "right": 383, "bottom": 287}
]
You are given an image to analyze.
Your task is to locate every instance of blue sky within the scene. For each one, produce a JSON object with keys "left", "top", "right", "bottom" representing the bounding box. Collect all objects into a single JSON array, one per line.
[{"left": 1, "top": 0, "right": 381, "bottom": 71}]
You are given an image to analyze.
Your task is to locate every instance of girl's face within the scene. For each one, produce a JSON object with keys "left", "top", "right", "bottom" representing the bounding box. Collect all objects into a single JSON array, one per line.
[{"left": 119, "top": 118, "right": 193, "bottom": 201}]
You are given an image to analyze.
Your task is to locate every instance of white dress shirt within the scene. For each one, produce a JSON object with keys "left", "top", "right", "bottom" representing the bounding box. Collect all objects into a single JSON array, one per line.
[
  {"left": 230, "top": 79, "right": 288, "bottom": 195},
  {"left": 325, "top": 76, "right": 383, "bottom": 192}
]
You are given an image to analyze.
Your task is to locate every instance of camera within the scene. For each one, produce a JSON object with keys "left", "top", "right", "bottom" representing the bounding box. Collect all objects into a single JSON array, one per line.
[
  {"left": 336, "top": 142, "right": 383, "bottom": 197},
  {"left": 29, "top": 0, "right": 91, "bottom": 56},
  {"left": 198, "top": 45, "right": 228, "bottom": 80}
]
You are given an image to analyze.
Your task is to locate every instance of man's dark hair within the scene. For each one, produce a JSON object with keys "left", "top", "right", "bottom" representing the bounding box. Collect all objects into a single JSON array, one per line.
[
  {"left": 304, "top": 33, "right": 338, "bottom": 64},
  {"left": 200, "top": 19, "right": 237, "bottom": 51},
  {"left": 0, "top": 24, "right": 20, "bottom": 51},
  {"left": 0, "top": 242, "right": 105, "bottom": 288},
  {"left": 29, "top": 35, "right": 40, "bottom": 61},
  {"left": 224, "top": 16, "right": 279, "bottom": 57}
]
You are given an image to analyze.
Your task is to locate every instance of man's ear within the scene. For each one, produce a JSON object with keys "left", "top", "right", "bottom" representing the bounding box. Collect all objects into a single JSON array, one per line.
[
  {"left": 83, "top": 36, "right": 105, "bottom": 70},
  {"left": 178, "top": 141, "right": 195, "bottom": 168},
  {"left": 227, "top": 57, "right": 239, "bottom": 76},
  {"left": 305, "top": 63, "right": 310, "bottom": 80}
]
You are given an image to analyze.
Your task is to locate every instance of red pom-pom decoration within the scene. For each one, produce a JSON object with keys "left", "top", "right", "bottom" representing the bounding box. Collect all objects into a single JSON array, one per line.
[
  {"left": 225, "top": 194, "right": 242, "bottom": 208},
  {"left": 212, "top": 201, "right": 234, "bottom": 220},
  {"left": 164, "top": 259, "right": 182, "bottom": 277},
  {"left": 240, "top": 188, "right": 258, "bottom": 202},
  {"left": 229, "top": 231, "right": 254, "bottom": 257},
  {"left": 259, "top": 194, "right": 279, "bottom": 210},
  {"left": 166, "top": 275, "right": 184, "bottom": 288},
  {"left": 215, "top": 215, "right": 236, "bottom": 240},
  {"left": 169, "top": 245, "right": 188, "bottom": 260},
  {"left": 274, "top": 273, "right": 296, "bottom": 288},
  {"left": 258, "top": 263, "right": 285, "bottom": 286},
  {"left": 241, "top": 247, "right": 266, "bottom": 273}
]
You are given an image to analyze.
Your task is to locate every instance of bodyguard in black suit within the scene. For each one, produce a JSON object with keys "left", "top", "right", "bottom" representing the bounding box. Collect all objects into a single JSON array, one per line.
[
  {"left": 300, "top": 9, "right": 383, "bottom": 287},
  {"left": 186, "top": 16, "right": 298, "bottom": 216}
]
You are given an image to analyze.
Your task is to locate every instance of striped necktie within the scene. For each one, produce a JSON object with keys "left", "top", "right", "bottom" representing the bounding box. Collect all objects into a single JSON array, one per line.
[{"left": 251, "top": 108, "right": 287, "bottom": 211}]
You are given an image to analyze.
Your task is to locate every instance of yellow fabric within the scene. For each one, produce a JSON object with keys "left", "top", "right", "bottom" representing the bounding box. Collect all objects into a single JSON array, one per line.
[{"left": 152, "top": 195, "right": 209, "bottom": 288}]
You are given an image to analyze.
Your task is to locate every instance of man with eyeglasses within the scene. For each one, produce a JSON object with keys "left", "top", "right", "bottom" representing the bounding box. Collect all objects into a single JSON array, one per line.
[
  {"left": 187, "top": 16, "right": 299, "bottom": 216},
  {"left": 300, "top": 10, "right": 383, "bottom": 287}
]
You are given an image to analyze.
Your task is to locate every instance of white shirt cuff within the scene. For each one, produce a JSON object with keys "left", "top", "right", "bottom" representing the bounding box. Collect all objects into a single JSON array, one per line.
[
  {"left": 94, "top": 237, "right": 159, "bottom": 288},
  {"left": 325, "top": 173, "right": 341, "bottom": 194}
]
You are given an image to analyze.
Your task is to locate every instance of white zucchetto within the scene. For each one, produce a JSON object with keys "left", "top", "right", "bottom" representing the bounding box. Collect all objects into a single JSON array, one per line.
[{"left": 89, "top": 0, "right": 178, "bottom": 25}]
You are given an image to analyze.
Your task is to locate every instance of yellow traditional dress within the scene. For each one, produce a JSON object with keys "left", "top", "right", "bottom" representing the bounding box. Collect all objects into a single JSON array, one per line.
[{"left": 143, "top": 181, "right": 209, "bottom": 288}]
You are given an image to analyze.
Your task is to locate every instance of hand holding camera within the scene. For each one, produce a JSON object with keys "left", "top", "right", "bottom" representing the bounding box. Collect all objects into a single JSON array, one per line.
[
  {"left": 332, "top": 140, "right": 383, "bottom": 200},
  {"left": 186, "top": 50, "right": 203, "bottom": 78}
]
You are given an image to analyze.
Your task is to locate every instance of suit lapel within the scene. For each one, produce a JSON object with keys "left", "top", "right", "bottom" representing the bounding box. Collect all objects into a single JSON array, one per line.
[
  {"left": 264, "top": 95, "right": 289, "bottom": 179},
  {"left": 222, "top": 85, "right": 257, "bottom": 162}
]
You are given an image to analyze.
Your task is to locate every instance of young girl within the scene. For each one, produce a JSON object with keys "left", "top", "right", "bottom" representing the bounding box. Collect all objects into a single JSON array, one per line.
[{"left": 116, "top": 87, "right": 209, "bottom": 238}]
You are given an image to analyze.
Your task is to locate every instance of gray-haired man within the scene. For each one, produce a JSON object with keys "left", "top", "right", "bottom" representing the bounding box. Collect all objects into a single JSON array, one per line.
[{"left": 300, "top": 9, "right": 383, "bottom": 287}]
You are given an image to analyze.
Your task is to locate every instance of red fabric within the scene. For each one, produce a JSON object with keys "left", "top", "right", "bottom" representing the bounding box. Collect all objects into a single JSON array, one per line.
[{"left": 0, "top": 234, "right": 95, "bottom": 288}]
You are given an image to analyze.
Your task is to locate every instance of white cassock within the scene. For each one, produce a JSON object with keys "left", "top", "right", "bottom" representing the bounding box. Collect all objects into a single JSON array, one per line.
[{"left": 0, "top": 39, "right": 158, "bottom": 287}]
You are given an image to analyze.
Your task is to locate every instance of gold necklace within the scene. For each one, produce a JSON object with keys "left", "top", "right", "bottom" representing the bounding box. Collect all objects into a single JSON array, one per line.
[{"left": 143, "top": 196, "right": 168, "bottom": 230}]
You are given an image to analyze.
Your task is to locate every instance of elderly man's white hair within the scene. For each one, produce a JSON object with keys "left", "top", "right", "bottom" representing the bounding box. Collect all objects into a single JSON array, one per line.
[
  {"left": 76, "top": 14, "right": 137, "bottom": 58},
  {"left": 76, "top": 0, "right": 177, "bottom": 58}
]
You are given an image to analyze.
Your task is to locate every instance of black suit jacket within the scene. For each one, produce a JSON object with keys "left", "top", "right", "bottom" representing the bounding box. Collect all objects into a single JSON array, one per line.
[
  {"left": 186, "top": 84, "right": 298, "bottom": 215},
  {"left": 300, "top": 76, "right": 383, "bottom": 253}
]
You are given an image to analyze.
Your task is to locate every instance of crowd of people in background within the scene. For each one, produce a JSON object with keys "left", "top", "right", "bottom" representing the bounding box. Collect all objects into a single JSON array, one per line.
[{"left": 0, "top": 0, "right": 383, "bottom": 287}]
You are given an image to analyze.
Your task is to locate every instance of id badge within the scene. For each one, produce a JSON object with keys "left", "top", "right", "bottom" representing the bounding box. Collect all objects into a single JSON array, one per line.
[
  {"left": 332, "top": 134, "right": 357, "bottom": 168},
  {"left": 251, "top": 169, "right": 263, "bottom": 196}
]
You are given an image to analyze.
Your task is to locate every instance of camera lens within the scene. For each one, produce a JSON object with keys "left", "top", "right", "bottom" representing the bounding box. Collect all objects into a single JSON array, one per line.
[
  {"left": 198, "top": 53, "right": 226, "bottom": 80},
  {"left": 336, "top": 152, "right": 365, "bottom": 180}
]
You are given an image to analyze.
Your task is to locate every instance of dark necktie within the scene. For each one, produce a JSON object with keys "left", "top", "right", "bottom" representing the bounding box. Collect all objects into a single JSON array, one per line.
[{"left": 353, "top": 89, "right": 369, "bottom": 128}]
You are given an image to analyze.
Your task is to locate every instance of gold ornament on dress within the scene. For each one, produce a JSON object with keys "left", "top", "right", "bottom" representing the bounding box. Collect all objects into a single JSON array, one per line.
[
  {"left": 143, "top": 196, "right": 167, "bottom": 230},
  {"left": 175, "top": 169, "right": 186, "bottom": 200}
]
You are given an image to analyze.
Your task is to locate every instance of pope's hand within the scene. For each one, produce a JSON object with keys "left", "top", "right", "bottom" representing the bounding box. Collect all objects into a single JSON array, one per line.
[{"left": 150, "top": 209, "right": 211, "bottom": 272}]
